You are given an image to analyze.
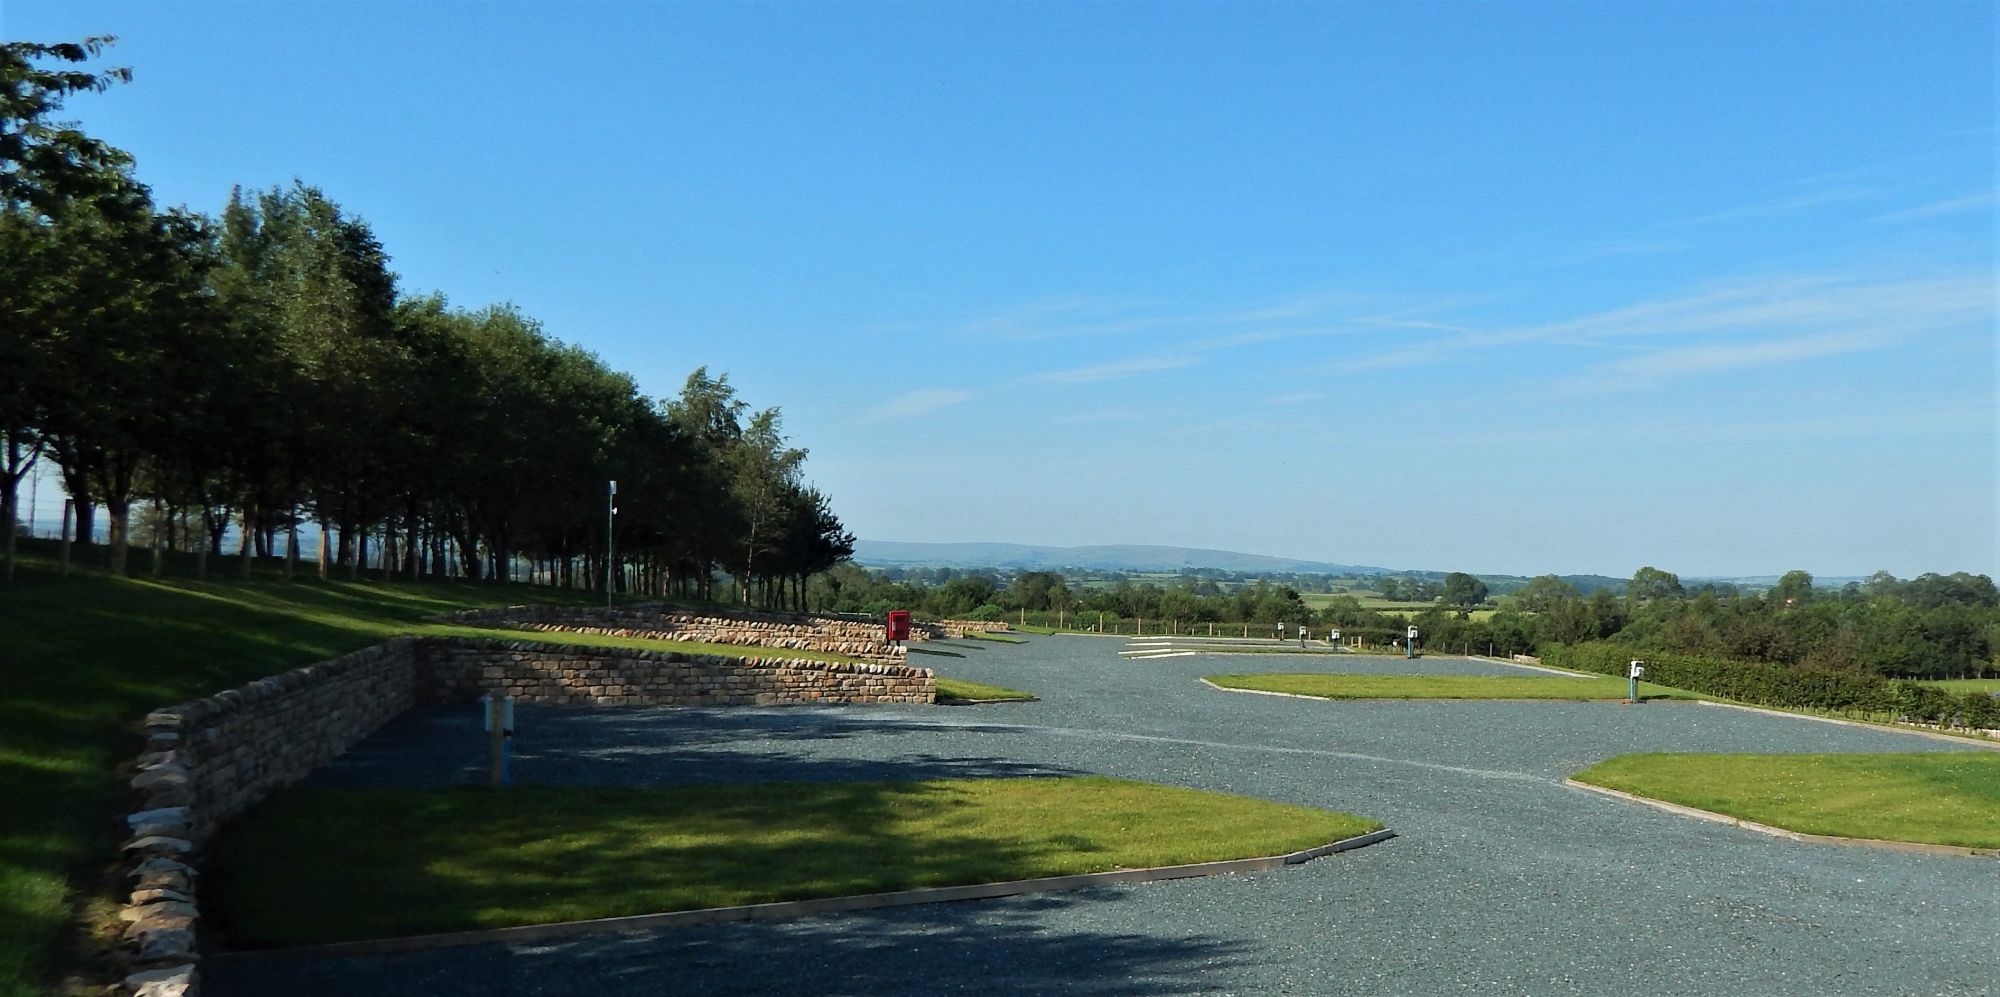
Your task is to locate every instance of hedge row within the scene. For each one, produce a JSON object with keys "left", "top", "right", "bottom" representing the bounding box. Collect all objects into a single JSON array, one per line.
[{"left": 1541, "top": 642, "right": 2000, "bottom": 732}]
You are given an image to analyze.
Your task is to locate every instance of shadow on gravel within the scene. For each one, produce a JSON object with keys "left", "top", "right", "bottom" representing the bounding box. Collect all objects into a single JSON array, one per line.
[
  {"left": 208, "top": 887, "right": 1252, "bottom": 997},
  {"left": 308, "top": 706, "right": 1073, "bottom": 789}
]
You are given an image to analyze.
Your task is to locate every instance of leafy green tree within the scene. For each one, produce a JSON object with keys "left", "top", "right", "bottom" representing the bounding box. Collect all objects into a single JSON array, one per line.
[
  {"left": 1005, "top": 570, "right": 1070, "bottom": 612},
  {"left": 1441, "top": 571, "right": 1489, "bottom": 607},
  {"left": 1769, "top": 570, "right": 1815, "bottom": 606},
  {"left": 1515, "top": 574, "right": 1580, "bottom": 613},
  {"left": 0, "top": 36, "right": 133, "bottom": 579},
  {"left": 1629, "top": 566, "right": 1685, "bottom": 602}
]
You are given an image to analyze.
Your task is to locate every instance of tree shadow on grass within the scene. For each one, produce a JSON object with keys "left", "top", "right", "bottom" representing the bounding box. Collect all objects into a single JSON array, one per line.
[{"left": 207, "top": 885, "right": 1253, "bottom": 997}]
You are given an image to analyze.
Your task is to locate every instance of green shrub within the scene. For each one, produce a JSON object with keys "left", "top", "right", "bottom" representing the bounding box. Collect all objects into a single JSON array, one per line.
[{"left": 1540, "top": 642, "right": 2000, "bottom": 731}]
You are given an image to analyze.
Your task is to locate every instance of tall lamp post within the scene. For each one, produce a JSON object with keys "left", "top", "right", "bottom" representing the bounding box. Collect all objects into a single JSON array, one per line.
[{"left": 606, "top": 479, "right": 617, "bottom": 612}]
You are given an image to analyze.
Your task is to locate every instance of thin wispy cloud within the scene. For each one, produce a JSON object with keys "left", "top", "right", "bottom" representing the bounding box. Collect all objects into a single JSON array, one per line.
[
  {"left": 1035, "top": 354, "right": 1199, "bottom": 385},
  {"left": 1670, "top": 186, "right": 1880, "bottom": 227},
  {"left": 1598, "top": 329, "right": 1888, "bottom": 378},
  {"left": 1343, "top": 269, "right": 1994, "bottom": 382},
  {"left": 863, "top": 387, "right": 979, "bottom": 421},
  {"left": 1567, "top": 239, "right": 1691, "bottom": 261},
  {"left": 1872, "top": 192, "right": 1997, "bottom": 222}
]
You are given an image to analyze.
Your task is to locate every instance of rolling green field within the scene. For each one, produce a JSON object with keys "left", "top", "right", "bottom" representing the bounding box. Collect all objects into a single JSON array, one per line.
[
  {"left": 1205, "top": 673, "right": 1692, "bottom": 701},
  {"left": 1572, "top": 753, "right": 2000, "bottom": 849},
  {"left": 1921, "top": 679, "right": 2000, "bottom": 695},
  {"left": 209, "top": 777, "right": 1381, "bottom": 946}
]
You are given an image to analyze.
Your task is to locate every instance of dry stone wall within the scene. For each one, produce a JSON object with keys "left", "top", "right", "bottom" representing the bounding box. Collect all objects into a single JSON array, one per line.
[
  {"left": 113, "top": 625, "right": 936, "bottom": 995},
  {"left": 417, "top": 637, "right": 934, "bottom": 707},
  {"left": 441, "top": 603, "right": 907, "bottom": 662},
  {"left": 117, "top": 639, "right": 420, "bottom": 996},
  {"left": 926, "top": 619, "right": 1014, "bottom": 638}
]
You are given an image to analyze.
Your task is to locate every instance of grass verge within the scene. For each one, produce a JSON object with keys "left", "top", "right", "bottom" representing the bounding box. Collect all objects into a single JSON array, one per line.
[
  {"left": 209, "top": 776, "right": 1380, "bottom": 946},
  {"left": 962, "top": 631, "right": 1026, "bottom": 643},
  {"left": 1204, "top": 673, "right": 1695, "bottom": 701},
  {"left": 1571, "top": 753, "right": 2000, "bottom": 849},
  {"left": 935, "top": 677, "right": 1036, "bottom": 702}
]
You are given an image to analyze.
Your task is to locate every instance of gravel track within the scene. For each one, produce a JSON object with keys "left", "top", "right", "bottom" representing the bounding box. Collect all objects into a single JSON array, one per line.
[{"left": 210, "top": 636, "right": 1999, "bottom": 996}]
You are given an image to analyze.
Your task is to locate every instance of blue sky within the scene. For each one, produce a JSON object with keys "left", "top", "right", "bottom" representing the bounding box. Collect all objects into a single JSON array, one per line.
[{"left": 11, "top": 1, "right": 1995, "bottom": 578}]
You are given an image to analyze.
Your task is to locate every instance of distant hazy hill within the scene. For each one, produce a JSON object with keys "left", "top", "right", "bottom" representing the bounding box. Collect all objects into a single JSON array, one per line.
[{"left": 852, "top": 540, "right": 1390, "bottom": 575}]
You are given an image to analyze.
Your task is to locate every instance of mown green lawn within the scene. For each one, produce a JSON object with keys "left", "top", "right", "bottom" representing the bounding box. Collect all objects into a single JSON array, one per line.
[
  {"left": 0, "top": 544, "right": 819, "bottom": 995},
  {"left": 1205, "top": 673, "right": 1693, "bottom": 701},
  {"left": 208, "top": 776, "right": 1381, "bottom": 946},
  {"left": 961, "top": 631, "right": 1026, "bottom": 643},
  {"left": 935, "top": 677, "right": 1035, "bottom": 702},
  {"left": 1572, "top": 753, "right": 2000, "bottom": 849}
]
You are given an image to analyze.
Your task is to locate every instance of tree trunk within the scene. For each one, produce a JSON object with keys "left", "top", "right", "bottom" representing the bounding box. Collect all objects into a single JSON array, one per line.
[
  {"left": 285, "top": 504, "right": 299, "bottom": 581},
  {"left": 207, "top": 511, "right": 227, "bottom": 555},
  {"left": 1, "top": 435, "right": 27, "bottom": 583},
  {"left": 150, "top": 500, "right": 163, "bottom": 578},
  {"left": 403, "top": 509, "right": 419, "bottom": 580},
  {"left": 239, "top": 506, "right": 254, "bottom": 578},
  {"left": 106, "top": 494, "right": 131, "bottom": 576},
  {"left": 196, "top": 508, "right": 211, "bottom": 580}
]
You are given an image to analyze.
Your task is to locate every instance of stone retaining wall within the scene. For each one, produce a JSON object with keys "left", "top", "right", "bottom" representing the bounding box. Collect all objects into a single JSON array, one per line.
[
  {"left": 417, "top": 637, "right": 933, "bottom": 707},
  {"left": 928, "top": 619, "right": 1013, "bottom": 638},
  {"left": 443, "top": 604, "right": 906, "bottom": 662},
  {"left": 118, "top": 639, "right": 420, "bottom": 996},
  {"left": 113, "top": 632, "right": 935, "bottom": 995}
]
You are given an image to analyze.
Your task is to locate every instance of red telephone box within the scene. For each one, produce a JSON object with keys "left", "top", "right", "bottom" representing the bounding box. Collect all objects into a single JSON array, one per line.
[{"left": 886, "top": 610, "right": 912, "bottom": 642}]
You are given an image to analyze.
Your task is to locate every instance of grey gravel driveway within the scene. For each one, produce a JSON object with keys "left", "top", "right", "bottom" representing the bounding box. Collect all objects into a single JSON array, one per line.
[{"left": 209, "top": 636, "right": 1999, "bottom": 996}]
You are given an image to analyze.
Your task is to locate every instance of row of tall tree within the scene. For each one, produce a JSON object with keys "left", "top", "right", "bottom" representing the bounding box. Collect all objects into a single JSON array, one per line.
[{"left": 2, "top": 38, "right": 852, "bottom": 604}]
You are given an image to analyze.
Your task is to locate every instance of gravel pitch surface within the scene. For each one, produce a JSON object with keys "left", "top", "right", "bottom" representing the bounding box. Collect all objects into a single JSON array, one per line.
[{"left": 210, "top": 636, "right": 1999, "bottom": 996}]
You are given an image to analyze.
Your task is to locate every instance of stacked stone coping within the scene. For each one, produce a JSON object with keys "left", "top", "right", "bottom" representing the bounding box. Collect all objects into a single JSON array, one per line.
[
  {"left": 114, "top": 632, "right": 937, "bottom": 993},
  {"left": 928, "top": 619, "right": 1014, "bottom": 638},
  {"left": 118, "top": 638, "right": 420, "bottom": 997},
  {"left": 416, "top": 636, "right": 935, "bottom": 707},
  {"left": 440, "top": 603, "right": 908, "bottom": 663}
]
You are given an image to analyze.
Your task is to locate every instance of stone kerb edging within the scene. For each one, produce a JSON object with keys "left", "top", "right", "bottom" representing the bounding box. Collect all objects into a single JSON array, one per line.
[
  {"left": 1564, "top": 779, "right": 1999, "bottom": 859},
  {"left": 118, "top": 637, "right": 423, "bottom": 997},
  {"left": 213, "top": 827, "right": 1396, "bottom": 961}
]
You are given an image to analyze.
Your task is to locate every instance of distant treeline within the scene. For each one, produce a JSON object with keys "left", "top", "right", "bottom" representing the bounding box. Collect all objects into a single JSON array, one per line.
[
  {"left": 2, "top": 39, "right": 851, "bottom": 605},
  {"left": 820, "top": 563, "right": 1999, "bottom": 680}
]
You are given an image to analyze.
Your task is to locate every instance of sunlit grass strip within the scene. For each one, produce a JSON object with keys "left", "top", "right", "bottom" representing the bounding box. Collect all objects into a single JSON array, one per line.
[
  {"left": 209, "top": 777, "right": 1380, "bottom": 947},
  {"left": 962, "top": 631, "right": 1026, "bottom": 643},
  {"left": 936, "top": 677, "right": 1035, "bottom": 702},
  {"left": 1571, "top": 753, "right": 2000, "bottom": 850},
  {"left": 1204, "top": 674, "right": 1695, "bottom": 701}
]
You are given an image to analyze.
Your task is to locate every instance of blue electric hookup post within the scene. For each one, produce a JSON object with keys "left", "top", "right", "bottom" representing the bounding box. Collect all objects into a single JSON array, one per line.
[
  {"left": 1628, "top": 660, "right": 1645, "bottom": 704},
  {"left": 1406, "top": 625, "right": 1419, "bottom": 659}
]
